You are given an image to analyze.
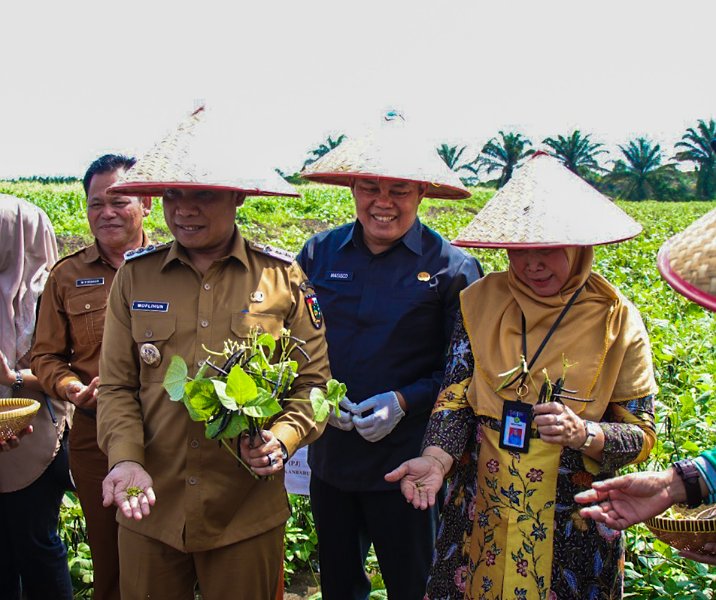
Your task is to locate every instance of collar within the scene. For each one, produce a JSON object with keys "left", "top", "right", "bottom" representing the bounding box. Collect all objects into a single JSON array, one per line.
[
  {"left": 162, "top": 227, "right": 249, "bottom": 271},
  {"left": 338, "top": 218, "right": 423, "bottom": 256},
  {"left": 86, "top": 231, "right": 150, "bottom": 265}
]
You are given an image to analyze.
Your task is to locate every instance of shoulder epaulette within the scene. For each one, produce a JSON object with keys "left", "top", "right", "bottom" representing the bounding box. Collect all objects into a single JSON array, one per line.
[
  {"left": 249, "top": 241, "right": 295, "bottom": 264},
  {"left": 124, "top": 242, "right": 172, "bottom": 261}
]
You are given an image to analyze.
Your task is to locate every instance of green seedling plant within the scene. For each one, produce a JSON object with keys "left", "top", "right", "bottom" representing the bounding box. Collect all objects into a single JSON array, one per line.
[{"left": 162, "top": 327, "right": 346, "bottom": 477}]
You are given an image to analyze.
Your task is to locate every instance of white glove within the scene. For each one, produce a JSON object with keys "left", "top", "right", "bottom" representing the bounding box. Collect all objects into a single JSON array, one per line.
[
  {"left": 352, "top": 392, "right": 405, "bottom": 442},
  {"left": 328, "top": 397, "right": 358, "bottom": 431}
]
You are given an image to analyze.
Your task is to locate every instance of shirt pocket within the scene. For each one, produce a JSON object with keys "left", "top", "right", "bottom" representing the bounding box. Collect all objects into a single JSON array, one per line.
[
  {"left": 230, "top": 311, "right": 284, "bottom": 340},
  {"left": 131, "top": 314, "right": 177, "bottom": 383},
  {"left": 66, "top": 289, "right": 108, "bottom": 346},
  {"left": 386, "top": 286, "right": 441, "bottom": 331}
]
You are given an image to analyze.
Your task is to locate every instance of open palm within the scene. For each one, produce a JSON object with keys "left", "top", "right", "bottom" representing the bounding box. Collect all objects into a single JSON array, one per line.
[
  {"left": 575, "top": 471, "right": 675, "bottom": 529},
  {"left": 385, "top": 457, "right": 444, "bottom": 510}
]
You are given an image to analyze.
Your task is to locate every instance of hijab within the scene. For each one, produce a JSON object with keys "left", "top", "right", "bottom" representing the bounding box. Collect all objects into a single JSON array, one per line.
[{"left": 461, "top": 246, "right": 657, "bottom": 420}]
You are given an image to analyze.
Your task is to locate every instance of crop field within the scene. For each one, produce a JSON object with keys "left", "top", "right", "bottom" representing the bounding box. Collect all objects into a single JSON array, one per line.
[{"left": 1, "top": 180, "right": 714, "bottom": 598}]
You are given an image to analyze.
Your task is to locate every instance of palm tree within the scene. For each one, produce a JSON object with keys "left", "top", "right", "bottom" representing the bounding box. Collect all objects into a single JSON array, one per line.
[
  {"left": 603, "top": 138, "right": 682, "bottom": 200},
  {"left": 476, "top": 131, "right": 534, "bottom": 188},
  {"left": 303, "top": 134, "right": 347, "bottom": 169},
  {"left": 675, "top": 119, "right": 716, "bottom": 199},
  {"left": 541, "top": 130, "right": 606, "bottom": 177},
  {"left": 437, "top": 144, "right": 468, "bottom": 170},
  {"left": 436, "top": 144, "right": 482, "bottom": 184}
]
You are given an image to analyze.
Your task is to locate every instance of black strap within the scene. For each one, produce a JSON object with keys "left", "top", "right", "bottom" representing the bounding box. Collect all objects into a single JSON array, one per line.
[
  {"left": 44, "top": 395, "right": 58, "bottom": 427},
  {"left": 505, "top": 282, "right": 588, "bottom": 390}
]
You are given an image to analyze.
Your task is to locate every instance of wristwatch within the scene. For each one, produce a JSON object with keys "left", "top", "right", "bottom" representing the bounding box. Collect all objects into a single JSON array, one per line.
[
  {"left": 577, "top": 420, "right": 597, "bottom": 451},
  {"left": 672, "top": 459, "right": 703, "bottom": 509},
  {"left": 11, "top": 370, "right": 24, "bottom": 392}
]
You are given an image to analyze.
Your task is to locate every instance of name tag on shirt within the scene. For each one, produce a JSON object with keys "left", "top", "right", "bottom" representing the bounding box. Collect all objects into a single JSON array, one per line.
[
  {"left": 76, "top": 277, "right": 105, "bottom": 287},
  {"left": 132, "top": 301, "right": 169, "bottom": 312},
  {"left": 328, "top": 271, "right": 353, "bottom": 281}
]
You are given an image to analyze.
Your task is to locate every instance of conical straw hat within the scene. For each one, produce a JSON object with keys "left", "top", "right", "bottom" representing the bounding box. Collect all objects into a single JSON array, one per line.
[
  {"left": 108, "top": 106, "right": 298, "bottom": 198},
  {"left": 657, "top": 207, "right": 716, "bottom": 311},
  {"left": 452, "top": 152, "right": 642, "bottom": 248},
  {"left": 300, "top": 111, "right": 470, "bottom": 200}
]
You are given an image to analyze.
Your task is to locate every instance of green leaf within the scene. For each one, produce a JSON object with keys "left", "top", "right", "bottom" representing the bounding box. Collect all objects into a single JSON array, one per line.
[
  {"left": 211, "top": 379, "right": 238, "bottom": 411},
  {"left": 256, "top": 332, "right": 276, "bottom": 356},
  {"left": 183, "top": 379, "right": 220, "bottom": 421},
  {"left": 224, "top": 411, "right": 249, "bottom": 438},
  {"left": 681, "top": 440, "right": 700, "bottom": 454},
  {"left": 243, "top": 388, "right": 282, "bottom": 418},
  {"left": 226, "top": 365, "right": 258, "bottom": 405},
  {"left": 325, "top": 379, "right": 347, "bottom": 404},
  {"left": 205, "top": 414, "right": 227, "bottom": 439},
  {"left": 309, "top": 379, "right": 348, "bottom": 423},
  {"left": 309, "top": 387, "right": 330, "bottom": 423},
  {"left": 163, "top": 355, "right": 188, "bottom": 401}
]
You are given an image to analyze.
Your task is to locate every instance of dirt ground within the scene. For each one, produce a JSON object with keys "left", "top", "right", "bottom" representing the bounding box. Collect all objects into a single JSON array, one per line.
[{"left": 283, "top": 568, "right": 320, "bottom": 599}]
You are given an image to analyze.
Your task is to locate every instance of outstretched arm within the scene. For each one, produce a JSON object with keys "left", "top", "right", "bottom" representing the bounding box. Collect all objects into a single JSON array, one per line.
[
  {"left": 102, "top": 460, "right": 156, "bottom": 521},
  {"left": 385, "top": 447, "right": 452, "bottom": 510}
]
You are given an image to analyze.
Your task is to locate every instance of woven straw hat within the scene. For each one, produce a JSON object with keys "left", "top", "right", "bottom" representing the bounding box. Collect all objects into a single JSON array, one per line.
[
  {"left": 108, "top": 106, "right": 298, "bottom": 198},
  {"left": 300, "top": 111, "right": 470, "bottom": 200},
  {"left": 657, "top": 207, "right": 716, "bottom": 311},
  {"left": 452, "top": 152, "right": 642, "bottom": 248}
]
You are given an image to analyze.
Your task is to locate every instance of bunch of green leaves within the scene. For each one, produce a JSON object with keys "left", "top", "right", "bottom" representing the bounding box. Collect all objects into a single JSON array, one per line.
[
  {"left": 163, "top": 327, "right": 346, "bottom": 446},
  {"left": 59, "top": 492, "right": 94, "bottom": 598},
  {"left": 284, "top": 495, "right": 319, "bottom": 584}
]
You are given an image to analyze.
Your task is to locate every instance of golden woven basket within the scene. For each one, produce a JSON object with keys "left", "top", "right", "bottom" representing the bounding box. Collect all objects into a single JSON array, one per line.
[
  {"left": 645, "top": 505, "right": 716, "bottom": 553},
  {"left": 0, "top": 398, "right": 41, "bottom": 440}
]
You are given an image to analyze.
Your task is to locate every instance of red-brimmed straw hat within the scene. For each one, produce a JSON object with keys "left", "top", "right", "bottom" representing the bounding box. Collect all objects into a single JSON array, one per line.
[
  {"left": 657, "top": 207, "right": 716, "bottom": 311},
  {"left": 300, "top": 111, "right": 470, "bottom": 200},
  {"left": 108, "top": 105, "right": 299, "bottom": 198},
  {"left": 452, "top": 152, "right": 642, "bottom": 248}
]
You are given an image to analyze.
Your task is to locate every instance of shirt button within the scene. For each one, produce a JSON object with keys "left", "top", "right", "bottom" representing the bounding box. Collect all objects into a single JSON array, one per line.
[
  {"left": 85, "top": 303, "right": 91, "bottom": 310},
  {"left": 145, "top": 330, "right": 153, "bottom": 338},
  {"left": 203, "top": 283, "right": 211, "bottom": 291},
  {"left": 200, "top": 320, "right": 209, "bottom": 328},
  {"left": 190, "top": 439, "right": 200, "bottom": 449},
  {"left": 188, "top": 476, "right": 198, "bottom": 485}
]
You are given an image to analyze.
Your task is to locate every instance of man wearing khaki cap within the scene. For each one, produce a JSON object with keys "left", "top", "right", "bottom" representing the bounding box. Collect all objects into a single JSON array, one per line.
[{"left": 97, "top": 106, "right": 331, "bottom": 600}]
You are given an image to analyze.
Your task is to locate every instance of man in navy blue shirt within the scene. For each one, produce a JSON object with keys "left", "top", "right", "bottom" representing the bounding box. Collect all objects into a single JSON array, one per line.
[{"left": 298, "top": 113, "right": 482, "bottom": 600}]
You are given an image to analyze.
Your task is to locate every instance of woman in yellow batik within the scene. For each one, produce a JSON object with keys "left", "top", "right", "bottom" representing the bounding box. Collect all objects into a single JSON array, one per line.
[{"left": 386, "top": 153, "right": 658, "bottom": 600}]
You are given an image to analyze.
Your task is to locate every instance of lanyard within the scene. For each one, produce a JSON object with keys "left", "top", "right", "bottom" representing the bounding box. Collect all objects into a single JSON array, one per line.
[{"left": 504, "top": 282, "right": 587, "bottom": 391}]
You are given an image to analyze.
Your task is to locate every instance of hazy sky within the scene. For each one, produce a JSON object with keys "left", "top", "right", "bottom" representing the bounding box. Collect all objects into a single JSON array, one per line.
[{"left": 1, "top": 0, "right": 713, "bottom": 179}]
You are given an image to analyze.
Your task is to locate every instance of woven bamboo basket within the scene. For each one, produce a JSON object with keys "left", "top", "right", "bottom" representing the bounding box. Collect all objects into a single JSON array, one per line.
[
  {"left": 645, "top": 505, "right": 716, "bottom": 553},
  {"left": 0, "top": 398, "right": 41, "bottom": 439}
]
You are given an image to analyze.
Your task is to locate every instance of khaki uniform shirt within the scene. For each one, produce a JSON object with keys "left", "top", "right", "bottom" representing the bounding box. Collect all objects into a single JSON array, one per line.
[
  {"left": 97, "top": 229, "right": 330, "bottom": 552},
  {"left": 32, "top": 238, "right": 146, "bottom": 403}
]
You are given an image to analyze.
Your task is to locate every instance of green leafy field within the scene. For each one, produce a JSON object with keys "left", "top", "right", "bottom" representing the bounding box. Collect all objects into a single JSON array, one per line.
[{"left": 2, "top": 181, "right": 714, "bottom": 598}]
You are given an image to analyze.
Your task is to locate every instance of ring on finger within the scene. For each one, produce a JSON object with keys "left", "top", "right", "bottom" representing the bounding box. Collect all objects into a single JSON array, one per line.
[
  {"left": 555, "top": 415, "right": 562, "bottom": 426},
  {"left": 268, "top": 453, "right": 277, "bottom": 467}
]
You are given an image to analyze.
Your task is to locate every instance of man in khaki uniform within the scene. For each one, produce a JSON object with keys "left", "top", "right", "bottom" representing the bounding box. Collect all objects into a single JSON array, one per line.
[
  {"left": 32, "top": 154, "right": 150, "bottom": 600},
  {"left": 97, "top": 106, "right": 330, "bottom": 600}
]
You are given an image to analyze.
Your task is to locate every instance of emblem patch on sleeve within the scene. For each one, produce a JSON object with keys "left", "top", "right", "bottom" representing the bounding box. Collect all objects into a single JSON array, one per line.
[
  {"left": 305, "top": 293, "right": 323, "bottom": 329},
  {"left": 300, "top": 281, "right": 323, "bottom": 329}
]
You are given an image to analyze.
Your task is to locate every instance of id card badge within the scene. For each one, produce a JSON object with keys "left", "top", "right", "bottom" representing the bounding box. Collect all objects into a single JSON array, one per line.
[{"left": 499, "top": 400, "right": 533, "bottom": 453}]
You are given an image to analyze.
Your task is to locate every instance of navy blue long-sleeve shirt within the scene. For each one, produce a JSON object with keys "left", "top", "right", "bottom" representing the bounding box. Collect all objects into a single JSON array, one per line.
[{"left": 297, "top": 218, "right": 482, "bottom": 490}]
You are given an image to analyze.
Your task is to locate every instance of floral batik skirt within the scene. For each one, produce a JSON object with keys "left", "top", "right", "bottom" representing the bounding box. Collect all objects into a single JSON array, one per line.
[{"left": 426, "top": 418, "right": 625, "bottom": 600}]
